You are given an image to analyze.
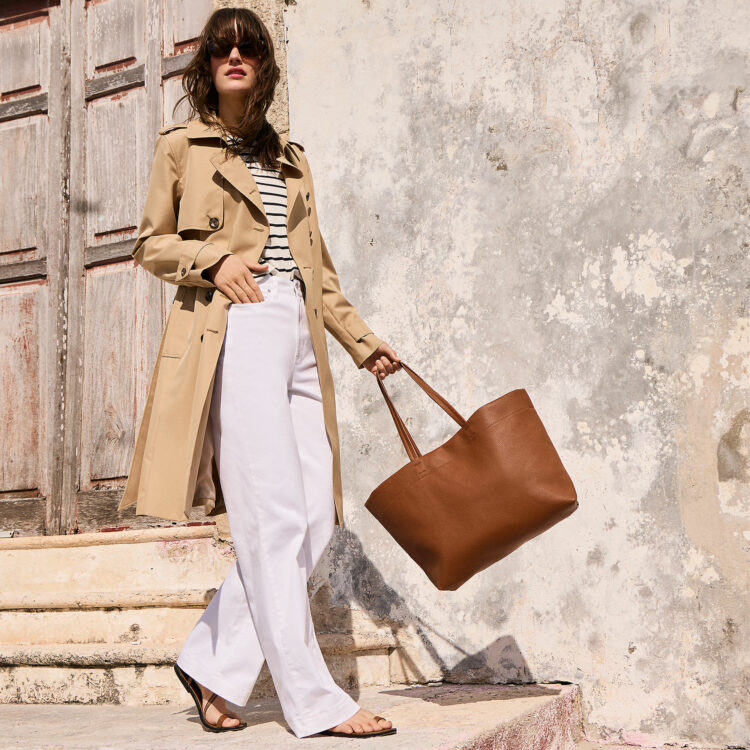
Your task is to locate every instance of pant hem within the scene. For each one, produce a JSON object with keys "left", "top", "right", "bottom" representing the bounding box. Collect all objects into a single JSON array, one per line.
[{"left": 290, "top": 692, "right": 361, "bottom": 739}]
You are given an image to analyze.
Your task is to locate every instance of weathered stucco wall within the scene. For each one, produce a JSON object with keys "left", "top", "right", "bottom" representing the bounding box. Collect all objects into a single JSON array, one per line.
[{"left": 283, "top": 1, "right": 750, "bottom": 745}]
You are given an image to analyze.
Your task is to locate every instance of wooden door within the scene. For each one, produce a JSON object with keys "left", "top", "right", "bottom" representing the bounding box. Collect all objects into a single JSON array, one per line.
[{"left": 0, "top": 0, "right": 218, "bottom": 536}]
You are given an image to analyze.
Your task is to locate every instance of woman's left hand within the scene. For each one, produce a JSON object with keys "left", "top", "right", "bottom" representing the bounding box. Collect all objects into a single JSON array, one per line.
[{"left": 363, "top": 343, "right": 402, "bottom": 379}]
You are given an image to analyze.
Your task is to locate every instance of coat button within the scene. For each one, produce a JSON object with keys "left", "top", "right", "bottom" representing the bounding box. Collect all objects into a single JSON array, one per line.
[
  {"left": 209, "top": 217, "right": 219, "bottom": 229},
  {"left": 306, "top": 192, "right": 310, "bottom": 200},
  {"left": 180, "top": 267, "right": 186, "bottom": 276},
  {"left": 206, "top": 289, "right": 214, "bottom": 301}
]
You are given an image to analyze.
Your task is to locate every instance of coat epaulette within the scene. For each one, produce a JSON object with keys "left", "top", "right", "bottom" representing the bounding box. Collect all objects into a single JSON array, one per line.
[
  {"left": 286, "top": 140, "right": 305, "bottom": 163},
  {"left": 159, "top": 122, "right": 188, "bottom": 135}
]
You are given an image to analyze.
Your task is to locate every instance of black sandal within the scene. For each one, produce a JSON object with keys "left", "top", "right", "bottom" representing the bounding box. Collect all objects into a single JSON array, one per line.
[
  {"left": 318, "top": 715, "right": 397, "bottom": 738},
  {"left": 173, "top": 663, "right": 248, "bottom": 732}
]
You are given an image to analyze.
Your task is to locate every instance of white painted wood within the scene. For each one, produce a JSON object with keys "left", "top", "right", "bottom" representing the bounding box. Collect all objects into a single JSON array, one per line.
[
  {"left": 0, "top": 284, "right": 44, "bottom": 494},
  {"left": 86, "top": 90, "right": 143, "bottom": 240},
  {"left": 0, "top": 13, "right": 50, "bottom": 97},
  {"left": 164, "top": 0, "right": 213, "bottom": 56},
  {"left": 86, "top": 0, "right": 139, "bottom": 77},
  {"left": 0, "top": 119, "right": 45, "bottom": 260}
]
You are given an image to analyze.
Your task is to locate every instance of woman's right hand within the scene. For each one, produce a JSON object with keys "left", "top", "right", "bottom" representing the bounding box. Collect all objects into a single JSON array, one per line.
[{"left": 205, "top": 255, "right": 270, "bottom": 304}]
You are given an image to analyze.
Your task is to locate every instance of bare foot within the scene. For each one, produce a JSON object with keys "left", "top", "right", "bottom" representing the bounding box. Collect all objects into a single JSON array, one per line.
[
  {"left": 328, "top": 707, "right": 393, "bottom": 734},
  {"left": 194, "top": 680, "right": 244, "bottom": 729}
]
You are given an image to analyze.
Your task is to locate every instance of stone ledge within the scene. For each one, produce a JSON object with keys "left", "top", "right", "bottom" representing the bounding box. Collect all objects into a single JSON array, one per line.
[
  {"left": 0, "top": 589, "right": 216, "bottom": 610},
  {"left": 0, "top": 630, "right": 398, "bottom": 666},
  {"left": 0, "top": 524, "right": 217, "bottom": 551},
  {"left": 0, "top": 643, "right": 182, "bottom": 666}
]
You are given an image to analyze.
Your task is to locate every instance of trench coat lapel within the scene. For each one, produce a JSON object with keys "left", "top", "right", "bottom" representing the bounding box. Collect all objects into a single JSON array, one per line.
[
  {"left": 210, "top": 149, "right": 268, "bottom": 223},
  {"left": 187, "top": 118, "right": 305, "bottom": 235}
]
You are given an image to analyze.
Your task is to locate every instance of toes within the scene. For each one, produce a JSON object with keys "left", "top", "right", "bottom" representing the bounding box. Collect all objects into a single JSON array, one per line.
[
  {"left": 330, "top": 722, "right": 355, "bottom": 733},
  {"left": 362, "top": 712, "right": 391, "bottom": 731},
  {"left": 330, "top": 709, "right": 394, "bottom": 734},
  {"left": 218, "top": 715, "right": 241, "bottom": 728}
]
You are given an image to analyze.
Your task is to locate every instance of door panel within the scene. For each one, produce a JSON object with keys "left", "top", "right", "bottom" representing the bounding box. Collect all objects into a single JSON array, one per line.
[{"left": 0, "top": 1, "right": 62, "bottom": 536}]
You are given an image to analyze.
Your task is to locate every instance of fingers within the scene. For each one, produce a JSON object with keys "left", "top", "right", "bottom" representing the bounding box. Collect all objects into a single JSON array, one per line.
[
  {"left": 371, "top": 355, "right": 399, "bottom": 379},
  {"left": 218, "top": 282, "right": 263, "bottom": 305},
  {"left": 220, "top": 285, "right": 241, "bottom": 305},
  {"left": 236, "top": 262, "right": 268, "bottom": 303},
  {"left": 384, "top": 344, "right": 401, "bottom": 363},
  {"left": 226, "top": 272, "right": 264, "bottom": 304},
  {"left": 240, "top": 269, "right": 266, "bottom": 303},
  {"left": 214, "top": 258, "right": 270, "bottom": 304}
]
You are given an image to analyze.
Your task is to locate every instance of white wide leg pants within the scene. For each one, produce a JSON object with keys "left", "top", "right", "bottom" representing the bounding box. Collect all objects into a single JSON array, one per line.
[{"left": 175, "top": 273, "right": 360, "bottom": 738}]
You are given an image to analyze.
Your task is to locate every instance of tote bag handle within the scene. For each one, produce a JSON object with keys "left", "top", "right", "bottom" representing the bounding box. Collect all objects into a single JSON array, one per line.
[{"left": 374, "top": 361, "right": 470, "bottom": 462}]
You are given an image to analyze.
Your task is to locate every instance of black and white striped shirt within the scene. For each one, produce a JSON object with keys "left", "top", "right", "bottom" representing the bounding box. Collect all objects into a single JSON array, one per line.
[{"left": 228, "top": 137, "right": 302, "bottom": 284}]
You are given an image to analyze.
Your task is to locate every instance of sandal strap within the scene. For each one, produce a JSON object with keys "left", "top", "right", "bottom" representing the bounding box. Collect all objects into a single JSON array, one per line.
[
  {"left": 176, "top": 666, "right": 244, "bottom": 730},
  {"left": 204, "top": 691, "right": 243, "bottom": 728}
]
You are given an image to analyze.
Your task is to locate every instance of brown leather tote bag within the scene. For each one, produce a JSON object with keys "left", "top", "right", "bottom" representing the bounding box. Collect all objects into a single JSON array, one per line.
[{"left": 364, "top": 362, "right": 578, "bottom": 590}]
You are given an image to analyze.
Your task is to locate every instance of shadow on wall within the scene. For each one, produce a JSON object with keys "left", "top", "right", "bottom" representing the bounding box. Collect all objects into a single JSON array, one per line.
[{"left": 305, "top": 527, "right": 542, "bottom": 695}]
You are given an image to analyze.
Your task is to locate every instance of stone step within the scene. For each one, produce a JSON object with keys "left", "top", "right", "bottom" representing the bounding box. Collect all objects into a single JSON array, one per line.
[
  {"left": 0, "top": 526, "right": 402, "bottom": 704},
  {"left": 0, "top": 606, "right": 396, "bottom": 651},
  {"left": 0, "top": 682, "right": 583, "bottom": 749},
  {"left": 0, "top": 629, "right": 398, "bottom": 666},
  {"left": 0, "top": 629, "right": 398, "bottom": 704},
  {"left": 0, "top": 525, "right": 229, "bottom": 599}
]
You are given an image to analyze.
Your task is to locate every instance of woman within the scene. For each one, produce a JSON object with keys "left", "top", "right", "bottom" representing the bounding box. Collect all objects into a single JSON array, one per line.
[{"left": 126, "top": 7, "right": 400, "bottom": 740}]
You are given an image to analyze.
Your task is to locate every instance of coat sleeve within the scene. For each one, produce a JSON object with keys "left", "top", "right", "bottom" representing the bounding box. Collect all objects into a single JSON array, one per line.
[
  {"left": 300, "top": 150, "right": 384, "bottom": 369},
  {"left": 132, "top": 134, "right": 231, "bottom": 287},
  {"left": 319, "top": 233, "right": 384, "bottom": 369}
]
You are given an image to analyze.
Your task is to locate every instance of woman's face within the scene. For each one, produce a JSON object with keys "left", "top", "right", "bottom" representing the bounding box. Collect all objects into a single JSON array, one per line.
[{"left": 209, "top": 39, "right": 262, "bottom": 100}]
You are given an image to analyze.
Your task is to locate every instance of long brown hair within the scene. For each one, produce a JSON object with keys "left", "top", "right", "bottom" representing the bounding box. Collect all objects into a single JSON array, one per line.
[{"left": 173, "top": 7, "right": 282, "bottom": 170}]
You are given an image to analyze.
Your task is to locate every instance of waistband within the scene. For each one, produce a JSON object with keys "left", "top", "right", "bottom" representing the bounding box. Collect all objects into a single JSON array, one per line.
[{"left": 253, "top": 272, "right": 305, "bottom": 298}]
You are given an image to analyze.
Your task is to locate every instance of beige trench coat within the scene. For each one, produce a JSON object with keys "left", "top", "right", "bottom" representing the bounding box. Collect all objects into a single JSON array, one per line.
[{"left": 117, "top": 118, "right": 384, "bottom": 528}]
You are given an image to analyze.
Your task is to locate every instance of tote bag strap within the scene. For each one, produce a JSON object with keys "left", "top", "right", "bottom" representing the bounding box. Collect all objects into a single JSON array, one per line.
[
  {"left": 374, "top": 361, "right": 468, "bottom": 461},
  {"left": 376, "top": 370, "right": 421, "bottom": 460}
]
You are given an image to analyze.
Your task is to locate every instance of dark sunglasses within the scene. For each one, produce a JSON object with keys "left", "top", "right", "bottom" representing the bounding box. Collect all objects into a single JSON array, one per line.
[{"left": 206, "top": 38, "right": 265, "bottom": 59}]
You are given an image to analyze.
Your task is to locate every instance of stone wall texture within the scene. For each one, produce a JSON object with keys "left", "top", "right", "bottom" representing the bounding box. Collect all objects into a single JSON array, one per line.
[{"left": 276, "top": 1, "right": 750, "bottom": 746}]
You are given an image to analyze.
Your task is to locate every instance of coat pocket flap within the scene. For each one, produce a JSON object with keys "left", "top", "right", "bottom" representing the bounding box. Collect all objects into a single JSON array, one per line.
[{"left": 177, "top": 179, "right": 224, "bottom": 233}]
